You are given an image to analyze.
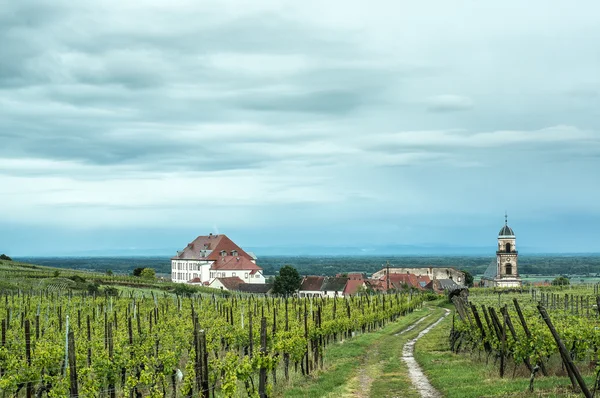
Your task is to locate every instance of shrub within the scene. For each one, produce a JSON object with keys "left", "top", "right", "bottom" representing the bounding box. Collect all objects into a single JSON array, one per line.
[
  {"left": 87, "top": 282, "right": 100, "bottom": 294},
  {"left": 173, "top": 284, "right": 197, "bottom": 297},
  {"left": 69, "top": 275, "right": 87, "bottom": 284},
  {"left": 552, "top": 276, "right": 570, "bottom": 286},
  {"left": 0, "top": 254, "right": 12, "bottom": 261},
  {"left": 103, "top": 286, "right": 119, "bottom": 297},
  {"left": 140, "top": 268, "right": 156, "bottom": 280}
]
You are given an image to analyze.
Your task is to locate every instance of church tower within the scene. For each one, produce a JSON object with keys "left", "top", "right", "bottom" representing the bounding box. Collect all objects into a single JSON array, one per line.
[{"left": 495, "top": 213, "right": 521, "bottom": 287}]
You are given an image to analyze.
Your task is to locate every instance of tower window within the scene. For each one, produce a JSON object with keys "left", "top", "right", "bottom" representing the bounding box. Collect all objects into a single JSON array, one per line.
[
  {"left": 505, "top": 263, "right": 512, "bottom": 275},
  {"left": 505, "top": 243, "right": 512, "bottom": 252}
]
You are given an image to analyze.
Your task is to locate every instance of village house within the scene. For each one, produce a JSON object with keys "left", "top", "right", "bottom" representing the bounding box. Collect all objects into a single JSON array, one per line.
[
  {"left": 171, "top": 234, "right": 265, "bottom": 285},
  {"left": 372, "top": 266, "right": 465, "bottom": 285},
  {"left": 298, "top": 276, "right": 325, "bottom": 298}
]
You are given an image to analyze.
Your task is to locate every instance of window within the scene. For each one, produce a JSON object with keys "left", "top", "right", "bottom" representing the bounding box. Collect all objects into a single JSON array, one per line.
[
  {"left": 232, "top": 272, "right": 236, "bottom": 277},
  {"left": 245, "top": 273, "right": 249, "bottom": 278},
  {"left": 506, "top": 263, "right": 512, "bottom": 275},
  {"left": 505, "top": 243, "right": 512, "bottom": 252}
]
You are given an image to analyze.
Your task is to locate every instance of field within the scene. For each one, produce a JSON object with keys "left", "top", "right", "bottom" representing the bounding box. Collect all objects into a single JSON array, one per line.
[
  {"left": 0, "top": 260, "right": 426, "bottom": 397},
  {"left": 441, "top": 285, "right": 600, "bottom": 397},
  {"left": 5, "top": 257, "right": 600, "bottom": 397}
]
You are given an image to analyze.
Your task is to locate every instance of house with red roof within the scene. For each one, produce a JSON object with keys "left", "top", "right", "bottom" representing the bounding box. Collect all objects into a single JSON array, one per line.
[
  {"left": 171, "top": 233, "right": 265, "bottom": 285},
  {"left": 209, "top": 276, "right": 245, "bottom": 291},
  {"left": 298, "top": 276, "right": 325, "bottom": 298}
]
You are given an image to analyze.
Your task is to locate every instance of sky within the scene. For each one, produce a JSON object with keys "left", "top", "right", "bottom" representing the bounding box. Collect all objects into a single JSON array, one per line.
[{"left": 1, "top": 0, "right": 600, "bottom": 256}]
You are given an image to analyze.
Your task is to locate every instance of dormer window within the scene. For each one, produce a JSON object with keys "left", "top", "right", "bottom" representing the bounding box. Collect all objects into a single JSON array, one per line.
[
  {"left": 231, "top": 250, "right": 238, "bottom": 256},
  {"left": 220, "top": 250, "right": 227, "bottom": 257}
]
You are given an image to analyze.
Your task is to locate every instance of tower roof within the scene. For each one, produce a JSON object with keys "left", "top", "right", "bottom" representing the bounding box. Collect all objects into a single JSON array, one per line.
[{"left": 498, "top": 213, "right": 515, "bottom": 237}]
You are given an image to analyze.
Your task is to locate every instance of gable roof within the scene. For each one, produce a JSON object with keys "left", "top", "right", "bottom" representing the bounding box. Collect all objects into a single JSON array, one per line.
[
  {"left": 344, "top": 279, "right": 365, "bottom": 295},
  {"left": 172, "top": 234, "right": 253, "bottom": 261},
  {"left": 238, "top": 284, "right": 273, "bottom": 294},
  {"left": 381, "top": 273, "right": 422, "bottom": 289},
  {"left": 436, "top": 279, "right": 459, "bottom": 290},
  {"left": 321, "top": 277, "right": 348, "bottom": 292},
  {"left": 211, "top": 276, "right": 244, "bottom": 290},
  {"left": 211, "top": 256, "right": 262, "bottom": 271},
  {"left": 300, "top": 276, "right": 325, "bottom": 291}
]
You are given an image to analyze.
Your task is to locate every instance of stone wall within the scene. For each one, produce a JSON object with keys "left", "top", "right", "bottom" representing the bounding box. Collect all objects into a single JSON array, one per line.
[{"left": 372, "top": 267, "right": 466, "bottom": 285}]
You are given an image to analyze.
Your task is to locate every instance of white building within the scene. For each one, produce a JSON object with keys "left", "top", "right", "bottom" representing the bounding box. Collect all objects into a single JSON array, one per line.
[
  {"left": 482, "top": 215, "right": 522, "bottom": 288},
  {"left": 171, "top": 234, "right": 264, "bottom": 285}
]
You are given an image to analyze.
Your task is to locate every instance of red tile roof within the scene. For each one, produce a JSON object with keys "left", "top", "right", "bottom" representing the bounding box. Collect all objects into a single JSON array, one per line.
[
  {"left": 211, "top": 256, "right": 262, "bottom": 271},
  {"left": 212, "top": 277, "right": 244, "bottom": 291},
  {"left": 300, "top": 276, "right": 325, "bottom": 291},
  {"left": 172, "top": 234, "right": 252, "bottom": 261},
  {"left": 366, "top": 278, "right": 385, "bottom": 291},
  {"left": 380, "top": 273, "right": 423, "bottom": 290},
  {"left": 344, "top": 279, "right": 365, "bottom": 295}
]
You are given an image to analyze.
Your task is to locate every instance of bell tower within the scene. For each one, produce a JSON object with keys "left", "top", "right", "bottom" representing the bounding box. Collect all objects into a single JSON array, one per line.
[{"left": 496, "top": 213, "right": 519, "bottom": 283}]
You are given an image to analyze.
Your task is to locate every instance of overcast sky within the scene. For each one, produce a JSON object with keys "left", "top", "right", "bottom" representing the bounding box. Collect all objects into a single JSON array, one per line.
[{"left": 2, "top": 0, "right": 600, "bottom": 256}]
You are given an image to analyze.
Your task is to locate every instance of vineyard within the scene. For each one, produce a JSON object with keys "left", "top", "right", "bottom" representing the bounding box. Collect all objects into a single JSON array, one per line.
[
  {"left": 450, "top": 286, "right": 600, "bottom": 397},
  {"left": 0, "top": 284, "right": 425, "bottom": 397}
]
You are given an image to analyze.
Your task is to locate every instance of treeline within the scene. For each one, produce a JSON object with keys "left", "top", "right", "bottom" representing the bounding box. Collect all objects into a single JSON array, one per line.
[{"left": 15, "top": 254, "right": 600, "bottom": 277}]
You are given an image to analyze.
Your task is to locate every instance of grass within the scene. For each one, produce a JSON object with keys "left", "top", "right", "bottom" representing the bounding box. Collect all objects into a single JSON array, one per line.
[
  {"left": 415, "top": 309, "right": 597, "bottom": 397},
  {"left": 275, "top": 304, "right": 447, "bottom": 398}
]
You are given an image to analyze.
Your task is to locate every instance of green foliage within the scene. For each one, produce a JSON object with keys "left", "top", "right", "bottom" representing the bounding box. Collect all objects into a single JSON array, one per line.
[
  {"left": 69, "top": 274, "right": 87, "bottom": 283},
  {"left": 272, "top": 265, "right": 302, "bottom": 296},
  {"left": 461, "top": 269, "right": 474, "bottom": 287},
  {"left": 52, "top": 270, "right": 60, "bottom": 277},
  {"left": 87, "top": 282, "right": 100, "bottom": 294},
  {"left": 132, "top": 267, "right": 145, "bottom": 277},
  {"left": 173, "top": 283, "right": 197, "bottom": 297},
  {"left": 0, "top": 278, "right": 425, "bottom": 397},
  {"left": 103, "top": 286, "right": 120, "bottom": 296},
  {"left": 140, "top": 268, "right": 156, "bottom": 279},
  {"left": 106, "top": 269, "right": 113, "bottom": 276},
  {"left": 552, "top": 276, "right": 570, "bottom": 286},
  {"left": 0, "top": 254, "right": 12, "bottom": 261},
  {"left": 424, "top": 292, "right": 440, "bottom": 301}
]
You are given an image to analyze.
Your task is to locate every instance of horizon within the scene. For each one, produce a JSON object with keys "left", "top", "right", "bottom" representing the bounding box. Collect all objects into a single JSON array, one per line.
[{"left": 2, "top": 1, "right": 599, "bottom": 255}]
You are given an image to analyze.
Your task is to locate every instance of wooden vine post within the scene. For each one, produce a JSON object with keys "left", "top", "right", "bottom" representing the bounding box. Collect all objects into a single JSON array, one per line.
[
  {"left": 68, "top": 330, "right": 79, "bottom": 397},
  {"left": 537, "top": 305, "right": 591, "bottom": 398},
  {"left": 259, "top": 316, "right": 268, "bottom": 398}
]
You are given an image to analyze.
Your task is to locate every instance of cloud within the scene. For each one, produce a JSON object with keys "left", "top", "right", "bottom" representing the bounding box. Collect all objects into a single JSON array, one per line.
[
  {"left": 426, "top": 95, "right": 473, "bottom": 112},
  {"left": 1, "top": 0, "right": 600, "bottom": 253}
]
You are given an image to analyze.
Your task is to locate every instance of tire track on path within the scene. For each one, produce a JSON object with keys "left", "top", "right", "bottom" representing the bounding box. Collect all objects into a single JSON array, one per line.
[{"left": 402, "top": 309, "right": 450, "bottom": 398}]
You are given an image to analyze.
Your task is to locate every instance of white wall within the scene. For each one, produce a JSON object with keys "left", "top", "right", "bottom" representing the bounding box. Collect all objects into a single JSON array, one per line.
[
  {"left": 208, "top": 269, "right": 265, "bottom": 284},
  {"left": 171, "top": 260, "right": 212, "bottom": 283},
  {"left": 298, "top": 290, "right": 324, "bottom": 298}
]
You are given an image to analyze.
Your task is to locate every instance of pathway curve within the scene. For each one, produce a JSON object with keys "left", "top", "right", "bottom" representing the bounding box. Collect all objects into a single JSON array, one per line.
[
  {"left": 402, "top": 309, "right": 450, "bottom": 398},
  {"left": 394, "top": 315, "right": 430, "bottom": 336}
]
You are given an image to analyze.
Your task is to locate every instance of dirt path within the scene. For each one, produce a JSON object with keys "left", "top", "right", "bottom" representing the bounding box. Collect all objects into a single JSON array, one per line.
[
  {"left": 402, "top": 309, "right": 450, "bottom": 398},
  {"left": 394, "top": 314, "right": 430, "bottom": 336}
]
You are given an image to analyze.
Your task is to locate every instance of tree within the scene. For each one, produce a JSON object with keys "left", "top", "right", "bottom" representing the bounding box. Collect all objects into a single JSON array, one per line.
[
  {"left": 0, "top": 254, "right": 12, "bottom": 261},
  {"left": 106, "top": 269, "right": 113, "bottom": 276},
  {"left": 272, "top": 265, "right": 302, "bottom": 296},
  {"left": 132, "top": 267, "right": 145, "bottom": 277},
  {"left": 173, "top": 283, "right": 197, "bottom": 297},
  {"left": 552, "top": 276, "right": 570, "bottom": 286},
  {"left": 140, "top": 268, "right": 156, "bottom": 280},
  {"left": 461, "top": 270, "right": 474, "bottom": 287}
]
